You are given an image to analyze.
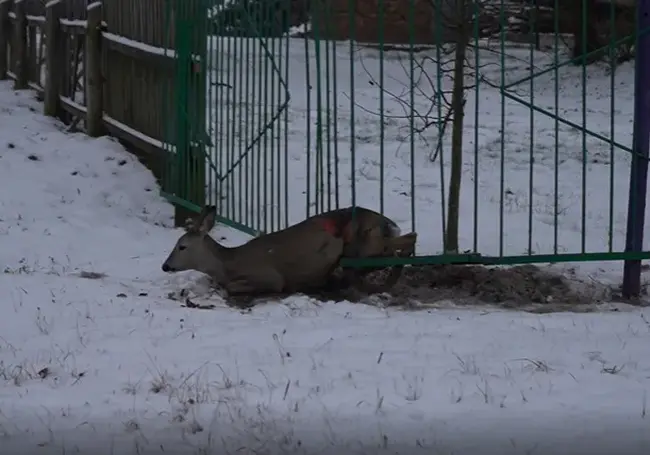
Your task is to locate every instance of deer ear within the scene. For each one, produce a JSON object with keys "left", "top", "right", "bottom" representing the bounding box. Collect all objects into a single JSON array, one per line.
[{"left": 196, "top": 205, "right": 217, "bottom": 234}]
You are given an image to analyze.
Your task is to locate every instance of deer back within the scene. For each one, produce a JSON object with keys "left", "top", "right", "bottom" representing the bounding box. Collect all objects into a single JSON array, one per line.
[
  {"left": 224, "top": 217, "right": 345, "bottom": 287},
  {"left": 310, "top": 207, "right": 404, "bottom": 258}
]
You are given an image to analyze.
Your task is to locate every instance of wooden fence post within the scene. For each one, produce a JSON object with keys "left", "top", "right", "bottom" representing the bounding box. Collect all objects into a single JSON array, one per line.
[
  {"left": 44, "top": 0, "right": 62, "bottom": 117},
  {"left": 85, "top": 1, "right": 103, "bottom": 136},
  {"left": 0, "top": 0, "right": 10, "bottom": 79},
  {"left": 27, "top": 15, "right": 35, "bottom": 81},
  {"left": 12, "top": 0, "right": 26, "bottom": 89}
]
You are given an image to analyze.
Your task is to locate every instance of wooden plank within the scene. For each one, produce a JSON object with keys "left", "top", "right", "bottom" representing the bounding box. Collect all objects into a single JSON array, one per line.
[
  {"left": 44, "top": 0, "right": 62, "bottom": 116},
  {"left": 59, "top": 94, "right": 87, "bottom": 118},
  {"left": 28, "top": 80, "right": 43, "bottom": 95},
  {"left": 102, "top": 31, "right": 176, "bottom": 70},
  {"left": 59, "top": 20, "right": 85, "bottom": 35},
  {"left": 85, "top": 1, "right": 102, "bottom": 136},
  {"left": 13, "top": 0, "right": 27, "bottom": 89},
  {"left": 103, "top": 113, "right": 172, "bottom": 157},
  {"left": 26, "top": 14, "right": 45, "bottom": 25},
  {"left": 27, "top": 22, "right": 36, "bottom": 82},
  {"left": 0, "top": 0, "right": 10, "bottom": 79}
]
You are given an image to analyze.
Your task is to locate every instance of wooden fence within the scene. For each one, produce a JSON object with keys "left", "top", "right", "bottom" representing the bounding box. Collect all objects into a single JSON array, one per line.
[
  {"left": 0, "top": 0, "right": 199, "bottom": 221},
  {"left": 0, "top": 0, "right": 178, "bottom": 180}
]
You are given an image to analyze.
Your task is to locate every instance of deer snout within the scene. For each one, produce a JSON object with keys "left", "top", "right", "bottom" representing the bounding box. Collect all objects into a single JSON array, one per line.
[{"left": 162, "top": 263, "right": 174, "bottom": 272}]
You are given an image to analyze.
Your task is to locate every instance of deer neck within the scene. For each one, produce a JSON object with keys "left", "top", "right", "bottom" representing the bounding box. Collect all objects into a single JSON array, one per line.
[{"left": 201, "top": 235, "right": 233, "bottom": 281}]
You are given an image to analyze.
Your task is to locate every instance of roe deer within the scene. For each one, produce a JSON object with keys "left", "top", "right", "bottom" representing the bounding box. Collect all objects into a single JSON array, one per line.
[
  {"left": 161, "top": 205, "right": 417, "bottom": 297},
  {"left": 161, "top": 205, "right": 344, "bottom": 296}
]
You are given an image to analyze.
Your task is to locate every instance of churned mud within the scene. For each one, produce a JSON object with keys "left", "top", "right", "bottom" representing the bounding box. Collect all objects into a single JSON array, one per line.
[{"left": 350, "top": 264, "right": 626, "bottom": 313}]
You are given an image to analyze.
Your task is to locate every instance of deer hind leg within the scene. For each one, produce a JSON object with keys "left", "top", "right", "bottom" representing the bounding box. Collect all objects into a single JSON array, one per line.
[
  {"left": 345, "top": 231, "right": 418, "bottom": 294},
  {"left": 383, "top": 232, "right": 417, "bottom": 256}
]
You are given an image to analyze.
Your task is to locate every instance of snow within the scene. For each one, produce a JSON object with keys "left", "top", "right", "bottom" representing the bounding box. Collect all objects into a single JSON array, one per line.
[
  {"left": 59, "top": 18, "right": 87, "bottom": 28},
  {"left": 207, "top": 0, "right": 235, "bottom": 20},
  {"left": 101, "top": 32, "right": 176, "bottom": 58},
  {"left": 25, "top": 14, "right": 46, "bottom": 24},
  {"left": 1, "top": 43, "right": 650, "bottom": 454}
]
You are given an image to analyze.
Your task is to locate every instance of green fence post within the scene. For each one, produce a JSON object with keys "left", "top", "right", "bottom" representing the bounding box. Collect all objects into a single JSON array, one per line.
[{"left": 173, "top": 0, "right": 207, "bottom": 226}]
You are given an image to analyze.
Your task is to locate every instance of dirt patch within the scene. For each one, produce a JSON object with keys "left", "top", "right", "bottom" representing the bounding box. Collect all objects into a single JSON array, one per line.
[{"left": 324, "top": 264, "right": 620, "bottom": 313}]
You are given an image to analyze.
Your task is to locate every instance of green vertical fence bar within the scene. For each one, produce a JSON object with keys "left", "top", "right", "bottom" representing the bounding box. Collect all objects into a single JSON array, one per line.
[
  {"left": 272, "top": 9, "right": 280, "bottom": 232},
  {"left": 269, "top": 6, "right": 277, "bottom": 232},
  {"left": 303, "top": 20, "right": 312, "bottom": 217},
  {"left": 161, "top": 0, "right": 174, "bottom": 201},
  {"left": 608, "top": 1, "right": 616, "bottom": 252},
  {"left": 195, "top": 0, "right": 208, "bottom": 211},
  {"left": 229, "top": 14, "right": 238, "bottom": 222},
  {"left": 255, "top": 21, "right": 263, "bottom": 232},
  {"left": 435, "top": 0, "right": 447, "bottom": 253},
  {"left": 210, "top": 2, "right": 221, "bottom": 217},
  {"left": 278, "top": 2, "right": 292, "bottom": 227},
  {"left": 553, "top": 0, "right": 559, "bottom": 255},
  {"left": 331, "top": 10, "right": 340, "bottom": 210},
  {"left": 498, "top": 0, "right": 506, "bottom": 257},
  {"left": 348, "top": 0, "right": 356, "bottom": 220},
  {"left": 261, "top": 2, "right": 270, "bottom": 233},
  {"left": 244, "top": 22, "right": 252, "bottom": 228},
  {"left": 270, "top": 11, "right": 277, "bottom": 232},
  {"left": 172, "top": 0, "right": 206, "bottom": 215},
  {"left": 408, "top": 0, "right": 415, "bottom": 237},
  {"left": 173, "top": 0, "right": 190, "bottom": 208},
  {"left": 378, "top": 0, "right": 385, "bottom": 216},
  {"left": 235, "top": 17, "right": 244, "bottom": 225},
  {"left": 224, "top": 10, "right": 234, "bottom": 221},
  {"left": 252, "top": 10, "right": 259, "bottom": 232},
  {"left": 528, "top": 2, "right": 535, "bottom": 255},
  {"left": 472, "top": 0, "right": 480, "bottom": 253},
  {"left": 324, "top": 0, "right": 333, "bottom": 212},
  {"left": 580, "top": 0, "right": 588, "bottom": 254},
  {"left": 206, "top": 3, "right": 214, "bottom": 210},
  {"left": 313, "top": 0, "right": 324, "bottom": 215},
  {"left": 250, "top": 25, "right": 258, "bottom": 229},
  {"left": 225, "top": 16, "right": 232, "bottom": 222}
]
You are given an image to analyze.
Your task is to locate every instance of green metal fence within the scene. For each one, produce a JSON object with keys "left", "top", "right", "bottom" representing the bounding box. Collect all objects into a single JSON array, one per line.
[{"left": 161, "top": 0, "right": 650, "bottom": 294}]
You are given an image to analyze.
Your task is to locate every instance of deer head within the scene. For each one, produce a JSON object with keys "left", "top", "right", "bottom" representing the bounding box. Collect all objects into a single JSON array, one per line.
[{"left": 161, "top": 206, "right": 227, "bottom": 279}]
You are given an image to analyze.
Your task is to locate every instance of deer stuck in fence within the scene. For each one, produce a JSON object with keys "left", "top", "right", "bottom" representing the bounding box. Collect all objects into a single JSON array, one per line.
[{"left": 161, "top": 205, "right": 417, "bottom": 301}]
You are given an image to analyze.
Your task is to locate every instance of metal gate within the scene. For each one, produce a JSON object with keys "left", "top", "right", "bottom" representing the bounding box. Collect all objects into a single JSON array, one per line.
[
  {"left": 161, "top": 0, "right": 650, "bottom": 296},
  {"left": 161, "top": 0, "right": 291, "bottom": 235}
]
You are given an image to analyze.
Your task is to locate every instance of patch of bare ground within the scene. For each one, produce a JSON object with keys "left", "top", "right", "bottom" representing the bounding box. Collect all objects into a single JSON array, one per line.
[{"left": 355, "top": 264, "right": 619, "bottom": 313}]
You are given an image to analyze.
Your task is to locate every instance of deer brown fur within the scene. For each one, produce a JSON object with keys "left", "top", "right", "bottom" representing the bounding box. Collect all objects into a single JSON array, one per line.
[{"left": 161, "top": 205, "right": 417, "bottom": 297}]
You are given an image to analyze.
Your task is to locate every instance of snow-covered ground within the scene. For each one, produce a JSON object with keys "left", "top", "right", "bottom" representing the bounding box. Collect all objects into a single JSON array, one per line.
[{"left": 2, "top": 77, "right": 650, "bottom": 454}]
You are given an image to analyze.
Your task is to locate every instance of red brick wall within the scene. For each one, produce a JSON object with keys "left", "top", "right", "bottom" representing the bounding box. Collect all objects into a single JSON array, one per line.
[{"left": 314, "top": 0, "right": 436, "bottom": 45}]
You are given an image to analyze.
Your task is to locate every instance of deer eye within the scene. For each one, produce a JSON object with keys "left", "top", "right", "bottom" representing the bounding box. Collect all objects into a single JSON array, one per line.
[{"left": 178, "top": 245, "right": 187, "bottom": 251}]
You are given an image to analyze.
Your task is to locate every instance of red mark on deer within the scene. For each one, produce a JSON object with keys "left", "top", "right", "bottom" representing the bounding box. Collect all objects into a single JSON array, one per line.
[{"left": 320, "top": 218, "right": 338, "bottom": 236}]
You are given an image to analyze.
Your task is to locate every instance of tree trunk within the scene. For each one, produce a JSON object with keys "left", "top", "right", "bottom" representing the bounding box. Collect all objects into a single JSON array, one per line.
[{"left": 445, "top": 0, "right": 468, "bottom": 253}]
